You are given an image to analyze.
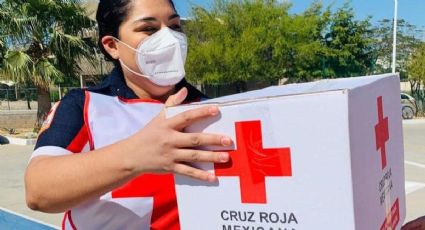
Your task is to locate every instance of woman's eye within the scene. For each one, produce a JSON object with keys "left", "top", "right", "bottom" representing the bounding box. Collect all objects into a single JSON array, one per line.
[
  {"left": 139, "top": 27, "right": 158, "bottom": 33},
  {"left": 169, "top": 24, "right": 182, "bottom": 32}
]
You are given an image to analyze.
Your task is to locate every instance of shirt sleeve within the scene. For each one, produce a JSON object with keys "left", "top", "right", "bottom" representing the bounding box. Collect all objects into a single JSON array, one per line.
[{"left": 31, "top": 89, "right": 88, "bottom": 159}]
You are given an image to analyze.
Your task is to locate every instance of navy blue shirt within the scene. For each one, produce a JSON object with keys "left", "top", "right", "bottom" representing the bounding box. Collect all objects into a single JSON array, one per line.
[{"left": 35, "top": 66, "right": 206, "bottom": 151}]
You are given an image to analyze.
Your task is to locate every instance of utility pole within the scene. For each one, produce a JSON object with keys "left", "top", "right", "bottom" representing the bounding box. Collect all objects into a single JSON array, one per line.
[
  {"left": 58, "top": 84, "right": 62, "bottom": 100},
  {"left": 392, "top": 0, "right": 398, "bottom": 73},
  {"left": 80, "top": 75, "right": 84, "bottom": 89}
]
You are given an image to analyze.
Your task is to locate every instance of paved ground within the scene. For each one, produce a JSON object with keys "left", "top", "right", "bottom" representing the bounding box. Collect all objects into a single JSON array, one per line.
[
  {"left": 0, "top": 119, "right": 424, "bottom": 228},
  {"left": 402, "top": 119, "right": 425, "bottom": 222},
  {"left": 0, "top": 145, "right": 63, "bottom": 227}
]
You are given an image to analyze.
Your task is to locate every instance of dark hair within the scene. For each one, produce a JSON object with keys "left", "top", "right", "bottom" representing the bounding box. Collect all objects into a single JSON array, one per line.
[{"left": 96, "top": 0, "right": 176, "bottom": 62}]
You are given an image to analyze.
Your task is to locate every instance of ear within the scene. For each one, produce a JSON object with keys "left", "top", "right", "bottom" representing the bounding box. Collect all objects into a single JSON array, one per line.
[{"left": 101, "top": 36, "right": 120, "bottom": 60}]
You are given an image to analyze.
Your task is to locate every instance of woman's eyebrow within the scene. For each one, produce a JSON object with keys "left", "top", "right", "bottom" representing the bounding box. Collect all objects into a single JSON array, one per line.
[
  {"left": 169, "top": 13, "right": 180, "bottom": 20},
  {"left": 132, "top": 14, "right": 180, "bottom": 24},
  {"left": 133, "top": 16, "right": 158, "bottom": 24}
]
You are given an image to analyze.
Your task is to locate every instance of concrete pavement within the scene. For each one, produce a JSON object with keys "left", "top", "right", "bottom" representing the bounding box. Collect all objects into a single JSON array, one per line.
[
  {"left": 0, "top": 145, "right": 62, "bottom": 227},
  {"left": 403, "top": 119, "right": 425, "bottom": 223},
  {"left": 0, "top": 119, "right": 424, "bottom": 228}
]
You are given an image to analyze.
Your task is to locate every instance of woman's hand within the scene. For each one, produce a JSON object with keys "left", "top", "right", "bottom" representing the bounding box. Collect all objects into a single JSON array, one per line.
[
  {"left": 402, "top": 216, "right": 425, "bottom": 230},
  {"left": 25, "top": 87, "right": 231, "bottom": 213},
  {"left": 124, "top": 87, "right": 232, "bottom": 182}
]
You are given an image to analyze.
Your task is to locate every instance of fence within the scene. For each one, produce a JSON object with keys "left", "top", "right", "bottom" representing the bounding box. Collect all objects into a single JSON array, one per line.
[
  {"left": 1, "top": 85, "right": 424, "bottom": 117},
  {"left": 0, "top": 87, "right": 80, "bottom": 111}
]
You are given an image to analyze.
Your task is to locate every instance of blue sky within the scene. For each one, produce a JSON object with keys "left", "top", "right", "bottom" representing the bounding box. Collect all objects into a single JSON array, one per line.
[{"left": 175, "top": 0, "right": 425, "bottom": 30}]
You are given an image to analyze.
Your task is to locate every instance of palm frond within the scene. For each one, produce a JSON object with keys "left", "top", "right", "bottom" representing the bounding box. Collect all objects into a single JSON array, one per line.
[
  {"left": 33, "top": 58, "right": 64, "bottom": 88},
  {"left": 52, "top": 31, "right": 94, "bottom": 59},
  {"left": 51, "top": 31, "right": 86, "bottom": 56},
  {"left": 0, "top": 0, "right": 98, "bottom": 87},
  {"left": 1, "top": 50, "right": 33, "bottom": 83},
  {"left": 0, "top": 3, "right": 38, "bottom": 44}
]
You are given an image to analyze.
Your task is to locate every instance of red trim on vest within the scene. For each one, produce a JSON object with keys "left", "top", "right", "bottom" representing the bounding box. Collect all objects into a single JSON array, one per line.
[
  {"left": 118, "top": 96, "right": 163, "bottom": 104},
  {"left": 66, "top": 125, "right": 89, "bottom": 154},
  {"left": 61, "top": 211, "right": 67, "bottom": 230},
  {"left": 62, "top": 211, "right": 77, "bottom": 230},
  {"left": 39, "top": 101, "right": 61, "bottom": 135},
  {"left": 68, "top": 210, "right": 77, "bottom": 230},
  {"left": 84, "top": 91, "right": 94, "bottom": 151}
]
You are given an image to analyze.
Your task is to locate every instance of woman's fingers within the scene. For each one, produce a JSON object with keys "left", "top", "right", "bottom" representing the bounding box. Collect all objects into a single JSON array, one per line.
[
  {"left": 154, "top": 87, "right": 188, "bottom": 122},
  {"left": 163, "top": 87, "right": 219, "bottom": 131},
  {"left": 152, "top": 87, "right": 233, "bottom": 183},
  {"left": 165, "top": 87, "right": 188, "bottom": 107},
  {"left": 167, "top": 105, "right": 220, "bottom": 130},
  {"left": 174, "top": 133, "right": 232, "bottom": 148},
  {"left": 173, "top": 163, "right": 217, "bottom": 183},
  {"left": 156, "top": 87, "right": 188, "bottom": 120},
  {"left": 174, "top": 149, "right": 229, "bottom": 164}
]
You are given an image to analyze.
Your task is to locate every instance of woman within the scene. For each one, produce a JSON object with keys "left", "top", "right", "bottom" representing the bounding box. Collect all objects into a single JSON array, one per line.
[{"left": 24, "top": 0, "right": 232, "bottom": 229}]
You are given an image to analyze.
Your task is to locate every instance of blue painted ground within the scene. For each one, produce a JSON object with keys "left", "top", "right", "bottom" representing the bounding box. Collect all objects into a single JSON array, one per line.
[{"left": 0, "top": 209, "right": 57, "bottom": 230}]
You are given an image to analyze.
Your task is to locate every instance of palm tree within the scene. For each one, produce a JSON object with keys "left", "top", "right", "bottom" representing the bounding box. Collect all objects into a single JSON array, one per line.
[{"left": 0, "top": 0, "right": 96, "bottom": 130}]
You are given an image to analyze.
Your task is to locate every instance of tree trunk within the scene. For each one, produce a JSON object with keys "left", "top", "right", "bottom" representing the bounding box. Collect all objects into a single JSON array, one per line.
[
  {"left": 25, "top": 88, "right": 32, "bottom": 110},
  {"left": 35, "top": 86, "right": 51, "bottom": 131}
]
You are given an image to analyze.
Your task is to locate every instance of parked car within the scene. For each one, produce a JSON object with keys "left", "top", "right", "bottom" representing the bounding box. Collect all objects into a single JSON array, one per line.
[
  {"left": 0, "top": 135, "right": 9, "bottom": 145},
  {"left": 401, "top": 93, "right": 417, "bottom": 119}
]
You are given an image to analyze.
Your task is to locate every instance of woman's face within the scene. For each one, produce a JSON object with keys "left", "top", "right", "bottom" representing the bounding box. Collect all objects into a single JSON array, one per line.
[{"left": 106, "top": 0, "right": 182, "bottom": 98}]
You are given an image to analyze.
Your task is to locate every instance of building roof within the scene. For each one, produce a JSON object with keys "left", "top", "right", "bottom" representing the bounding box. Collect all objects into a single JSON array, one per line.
[
  {"left": 79, "top": 56, "right": 114, "bottom": 77},
  {"left": 82, "top": 2, "right": 98, "bottom": 20},
  {"left": 0, "top": 81, "right": 15, "bottom": 87}
]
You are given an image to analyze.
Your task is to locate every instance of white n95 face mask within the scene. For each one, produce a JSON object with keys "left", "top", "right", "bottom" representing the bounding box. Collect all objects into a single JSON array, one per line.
[{"left": 116, "top": 27, "right": 188, "bottom": 86}]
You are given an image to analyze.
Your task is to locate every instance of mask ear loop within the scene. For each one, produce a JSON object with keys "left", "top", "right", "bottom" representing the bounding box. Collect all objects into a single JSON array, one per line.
[
  {"left": 112, "top": 36, "right": 139, "bottom": 53},
  {"left": 110, "top": 36, "right": 151, "bottom": 80},
  {"left": 118, "top": 59, "right": 150, "bottom": 79}
]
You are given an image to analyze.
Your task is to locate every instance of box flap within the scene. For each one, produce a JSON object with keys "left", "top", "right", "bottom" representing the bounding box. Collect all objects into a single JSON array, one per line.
[{"left": 201, "top": 73, "right": 397, "bottom": 104}]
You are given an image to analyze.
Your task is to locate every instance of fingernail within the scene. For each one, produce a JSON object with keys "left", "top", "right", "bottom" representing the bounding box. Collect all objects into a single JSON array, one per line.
[
  {"left": 208, "top": 174, "right": 217, "bottom": 183},
  {"left": 221, "top": 137, "right": 232, "bottom": 146},
  {"left": 219, "top": 152, "right": 229, "bottom": 162},
  {"left": 209, "top": 106, "right": 219, "bottom": 115}
]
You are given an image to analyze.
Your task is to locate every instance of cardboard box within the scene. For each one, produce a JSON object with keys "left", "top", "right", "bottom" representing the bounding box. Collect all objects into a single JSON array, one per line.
[{"left": 167, "top": 74, "right": 405, "bottom": 230}]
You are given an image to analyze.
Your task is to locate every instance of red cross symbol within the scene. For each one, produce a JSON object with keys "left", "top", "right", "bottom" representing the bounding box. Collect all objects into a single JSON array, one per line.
[
  {"left": 375, "top": 96, "right": 389, "bottom": 170},
  {"left": 112, "top": 174, "right": 179, "bottom": 229},
  {"left": 214, "top": 120, "right": 292, "bottom": 204}
]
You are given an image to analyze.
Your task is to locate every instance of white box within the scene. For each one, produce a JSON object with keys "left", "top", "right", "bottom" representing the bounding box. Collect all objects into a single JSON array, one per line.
[{"left": 167, "top": 74, "right": 405, "bottom": 230}]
